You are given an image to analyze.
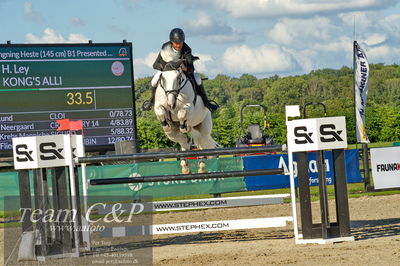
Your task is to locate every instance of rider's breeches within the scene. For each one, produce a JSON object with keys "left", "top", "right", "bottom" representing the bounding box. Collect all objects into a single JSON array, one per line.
[
  {"left": 193, "top": 71, "right": 202, "bottom": 86},
  {"left": 151, "top": 71, "right": 162, "bottom": 87}
]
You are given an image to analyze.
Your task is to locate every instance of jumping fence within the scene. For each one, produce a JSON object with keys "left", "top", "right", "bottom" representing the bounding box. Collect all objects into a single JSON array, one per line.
[
  {"left": 11, "top": 108, "right": 356, "bottom": 262},
  {"left": 79, "top": 145, "right": 294, "bottom": 239}
]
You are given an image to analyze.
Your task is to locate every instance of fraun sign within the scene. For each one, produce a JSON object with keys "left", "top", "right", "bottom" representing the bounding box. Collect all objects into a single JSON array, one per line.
[{"left": 370, "top": 146, "right": 400, "bottom": 189}]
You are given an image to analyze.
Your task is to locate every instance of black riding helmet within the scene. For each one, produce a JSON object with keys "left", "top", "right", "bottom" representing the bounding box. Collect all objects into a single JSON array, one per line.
[{"left": 169, "top": 28, "right": 185, "bottom": 43}]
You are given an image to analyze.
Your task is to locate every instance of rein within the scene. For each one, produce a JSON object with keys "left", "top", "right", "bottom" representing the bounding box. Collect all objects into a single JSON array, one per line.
[{"left": 159, "top": 71, "right": 190, "bottom": 100}]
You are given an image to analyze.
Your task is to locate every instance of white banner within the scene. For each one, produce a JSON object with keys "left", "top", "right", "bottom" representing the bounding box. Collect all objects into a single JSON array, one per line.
[
  {"left": 354, "top": 41, "right": 370, "bottom": 143},
  {"left": 101, "top": 217, "right": 293, "bottom": 237},
  {"left": 370, "top": 147, "right": 400, "bottom": 189}
]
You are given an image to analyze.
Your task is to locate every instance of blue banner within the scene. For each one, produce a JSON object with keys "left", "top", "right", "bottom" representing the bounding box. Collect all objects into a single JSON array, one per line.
[{"left": 243, "top": 149, "right": 362, "bottom": 191}]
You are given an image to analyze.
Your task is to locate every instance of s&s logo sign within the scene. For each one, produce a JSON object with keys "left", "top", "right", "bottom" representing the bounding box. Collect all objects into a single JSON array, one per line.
[
  {"left": 319, "top": 124, "right": 344, "bottom": 143},
  {"left": 294, "top": 126, "right": 314, "bottom": 144},
  {"left": 39, "top": 142, "right": 65, "bottom": 161},
  {"left": 12, "top": 135, "right": 84, "bottom": 169},
  {"left": 15, "top": 144, "right": 34, "bottom": 162},
  {"left": 287, "top": 117, "right": 347, "bottom": 152},
  {"left": 13, "top": 136, "right": 39, "bottom": 169}
]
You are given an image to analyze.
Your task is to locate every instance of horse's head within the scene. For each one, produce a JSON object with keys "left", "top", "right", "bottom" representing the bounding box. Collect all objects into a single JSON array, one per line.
[{"left": 159, "top": 61, "right": 188, "bottom": 110}]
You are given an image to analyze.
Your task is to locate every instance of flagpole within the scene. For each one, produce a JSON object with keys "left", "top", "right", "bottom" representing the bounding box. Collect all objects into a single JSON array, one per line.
[{"left": 353, "top": 41, "right": 357, "bottom": 142}]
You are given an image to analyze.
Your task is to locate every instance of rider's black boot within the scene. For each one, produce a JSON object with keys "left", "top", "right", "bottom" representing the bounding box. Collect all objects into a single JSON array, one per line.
[
  {"left": 142, "top": 87, "right": 157, "bottom": 111},
  {"left": 196, "top": 84, "right": 219, "bottom": 112}
]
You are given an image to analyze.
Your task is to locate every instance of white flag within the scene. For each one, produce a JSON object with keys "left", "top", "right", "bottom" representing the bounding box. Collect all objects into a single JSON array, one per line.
[{"left": 354, "top": 41, "right": 370, "bottom": 143}]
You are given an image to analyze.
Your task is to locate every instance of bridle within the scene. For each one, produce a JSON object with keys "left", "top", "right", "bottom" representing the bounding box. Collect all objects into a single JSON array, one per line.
[{"left": 159, "top": 69, "right": 189, "bottom": 101}]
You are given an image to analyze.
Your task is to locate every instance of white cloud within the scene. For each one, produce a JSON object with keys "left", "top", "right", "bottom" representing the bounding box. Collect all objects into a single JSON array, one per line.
[
  {"left": 367, "top": 45, "right": 400, "bottom": 64},
  {"left": 268, "top": 17, "right": 336, "bottom": 46},
  {"left": 268, "top": 23, "right": 292, "bottom": 44},
  {"left": 134, "top": 52, "right": 158, "bottom": 78},
  {"left": 184, "top": 12, "right": 245, "bottom": 43},
  {"left": 193, "top": 53, "right": 214, "bottom": 73},
  {"left": 212, "top": 0, "right": 398, "bottom": 18},
  {"left": 379, "top": 14, "right": 400, "bottom": 42},
  {"left": 186, "top": 12, "right": 216, "bottom": 34},
  {"left": 25, "top": 28, "right": 89, "bottom": 43},
  {"left": 338, "top": 11, "right": 376, "bottom": 28},
  {"left": 67, "top": 33, "right": 90, "bottom": 43},
  {"left": 24, "top": 1, "right": 44, "bottom": 24},
  {"left": 70, "top": 17, "right": 85, "bottom": 26},
  {"left": 312, "top": 36, "right": 352, "bottom": 52},
  {"left": 365, "top": 33, "right": 386, "bottom": 46},
  {"left": 222, "top": 44, "right": 295, "bottom": 73},
  {"left": 106, "top": 25, "right": 128, "bottom": 36},
  {"left": 207, "top": 34, "right": 244, "bottom": 43},
  {"left": 135, "top": 51, "right": 158, "bottom": 68},
  {"left": 286, "top": 48, "right": 317, "bottom": 74}
]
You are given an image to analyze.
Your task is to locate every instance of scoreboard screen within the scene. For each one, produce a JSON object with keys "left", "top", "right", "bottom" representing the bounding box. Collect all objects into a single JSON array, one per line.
[{"left": 0, "top": 42, "right": 138, "bottom": 155}]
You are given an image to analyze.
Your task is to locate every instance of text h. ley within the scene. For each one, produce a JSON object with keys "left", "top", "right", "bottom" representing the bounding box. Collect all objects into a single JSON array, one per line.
[{"left": 1, "top": 64, "right": 30, "bottom": 75}]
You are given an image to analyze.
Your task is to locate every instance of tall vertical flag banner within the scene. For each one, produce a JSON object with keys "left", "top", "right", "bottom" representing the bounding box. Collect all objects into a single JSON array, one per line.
[{"left": 353, "top": 41, "right": 370, "bottom": 143}]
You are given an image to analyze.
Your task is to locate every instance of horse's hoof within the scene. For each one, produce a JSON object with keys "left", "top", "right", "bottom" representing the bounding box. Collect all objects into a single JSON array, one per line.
[
  {"left": 180, "top": 159, "right": 191, "bottom": 174},
  {"left": 198, "top": 160, "right": 206, "bottom": 173},
  {"left": 163, "top": 127, "right": 172, "bottom": 133},
  {"left": 180, "top": 128, "right": 191, "bottom": 134},
  {"left": 179, "top": 123, "right": 191, "bottom": 133},
  {"left": 161, "top": 121, "right": 172, "bottom": 132}
]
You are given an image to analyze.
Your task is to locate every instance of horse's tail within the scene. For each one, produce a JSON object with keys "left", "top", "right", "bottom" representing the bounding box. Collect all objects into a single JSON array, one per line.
[{"left": 203, "top": 137, "right": 219, "bottom": 149}]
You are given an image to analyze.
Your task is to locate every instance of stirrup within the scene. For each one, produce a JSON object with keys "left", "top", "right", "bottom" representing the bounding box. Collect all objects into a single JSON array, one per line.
[{"left": 142, "top": 100, "right": 153, "bottom": 111}]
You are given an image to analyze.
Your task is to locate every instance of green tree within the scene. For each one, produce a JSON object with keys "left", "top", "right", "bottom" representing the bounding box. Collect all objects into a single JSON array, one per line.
[{"left": 132, "top": 63, "right": 400, "bottom": 149}]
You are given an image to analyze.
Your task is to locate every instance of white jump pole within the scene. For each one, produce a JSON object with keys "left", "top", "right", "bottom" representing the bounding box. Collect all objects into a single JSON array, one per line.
[
  {"left": 285, "top": 105, "right": 300, "bottom": 243},
  {"left": 73, "top": 135, "right": 91, "bottom": 251},
  {"left": 64, "top": 135, "right": 80, "bottom": 257}
]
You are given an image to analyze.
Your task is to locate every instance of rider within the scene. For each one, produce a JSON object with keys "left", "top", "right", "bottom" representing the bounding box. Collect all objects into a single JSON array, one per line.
[{"left": 141, "top": 28, "right": 219, "bottom": 112}]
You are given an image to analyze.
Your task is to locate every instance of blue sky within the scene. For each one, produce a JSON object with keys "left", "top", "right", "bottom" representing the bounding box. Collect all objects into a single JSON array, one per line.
[{"left": 1, "top": 0, "right": 400, "bottom": 79}]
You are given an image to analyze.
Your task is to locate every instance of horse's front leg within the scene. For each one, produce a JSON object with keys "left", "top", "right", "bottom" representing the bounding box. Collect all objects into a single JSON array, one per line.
[
  {"left": 178, "top": 103, "right": 192, "bottom": 133},
  {"left": 155, "top": 105, "right": 172, "bottom": 132}
]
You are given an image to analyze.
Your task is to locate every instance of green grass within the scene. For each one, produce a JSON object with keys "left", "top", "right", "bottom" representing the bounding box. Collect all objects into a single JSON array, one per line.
[
  {"left": 0, "top": 221, "right": 20, "bottom": 228},
  {"left": 0, "top": 210, "right": 20, "bottom": 219},
  {"left": 348, "top": 141, "right": 393, "bottom": 149}
]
